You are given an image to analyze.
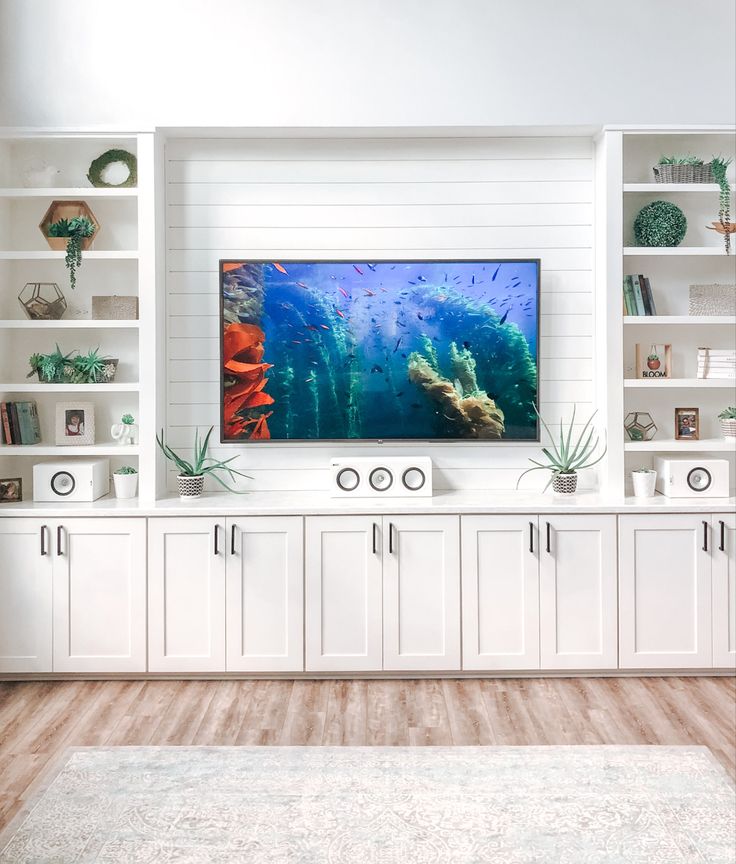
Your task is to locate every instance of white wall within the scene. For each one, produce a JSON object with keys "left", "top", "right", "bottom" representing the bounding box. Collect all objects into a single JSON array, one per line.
[
  {"left": 1, "top": 0, "right": 734, "bottom": 129},
  {"left": 165, "top": 135, "right": 594, "bottom": 492}
]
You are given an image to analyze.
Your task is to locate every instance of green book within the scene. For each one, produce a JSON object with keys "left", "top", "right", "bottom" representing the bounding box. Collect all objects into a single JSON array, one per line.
[
  {"left": 18, "top": 402, "right": 41, "bottom": 444},
  {"left": 622, "top": 276, "right": 636, "bottom": 315},
  {"left": 631, "top": 275, "right": 646, "bottom": 315}
]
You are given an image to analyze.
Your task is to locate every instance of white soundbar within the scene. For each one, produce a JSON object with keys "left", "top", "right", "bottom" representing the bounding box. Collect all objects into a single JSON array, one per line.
[{"left": 330, "top": 457, "right": 433, "bottom": 498}]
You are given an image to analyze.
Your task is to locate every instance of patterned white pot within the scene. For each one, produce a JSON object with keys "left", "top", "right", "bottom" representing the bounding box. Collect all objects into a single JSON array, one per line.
[
  {"left": 177, "top": 474, "right": 205, "bottom": 500},
  {"left": 552, "top": 472, "right": 578, "bottom": 495},
  {"left": 632, "top": 470, "right": 657, "bottom": 499},
  {"left": 720, "top": 419, "right": 736, "bottom": 438}
]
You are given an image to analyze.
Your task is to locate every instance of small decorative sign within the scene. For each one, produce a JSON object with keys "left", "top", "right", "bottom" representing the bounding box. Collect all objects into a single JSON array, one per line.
[{"left": 635, "top": 343, "right": 672, "bottom": 379}]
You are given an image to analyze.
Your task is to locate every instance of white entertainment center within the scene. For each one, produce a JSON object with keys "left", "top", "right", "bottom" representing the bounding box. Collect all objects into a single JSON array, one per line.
[{"left": 0, "top": 125, "right": 734, "bottom": 679}]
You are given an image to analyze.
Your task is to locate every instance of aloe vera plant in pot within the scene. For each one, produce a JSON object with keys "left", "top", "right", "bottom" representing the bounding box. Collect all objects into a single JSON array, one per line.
[
  {"left": 156, "top": 426, "right": 252, "bottom": 499},
  {"left": 516, "top": 407, "right": 607, "bottom": 495}
]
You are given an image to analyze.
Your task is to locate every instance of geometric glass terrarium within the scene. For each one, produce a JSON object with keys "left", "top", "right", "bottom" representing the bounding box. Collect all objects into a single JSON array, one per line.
[
  {"left": 624, "top": 411, "right": 657, "bottom": 441},
  {"left": 18, "top": 282, "right": 67, "bottom": 320}
]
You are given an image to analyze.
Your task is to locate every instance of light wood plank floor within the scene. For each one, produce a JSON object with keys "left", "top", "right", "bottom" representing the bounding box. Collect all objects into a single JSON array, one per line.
[{"left": 0, "top": 677, "right": 734, "bottom": 832}]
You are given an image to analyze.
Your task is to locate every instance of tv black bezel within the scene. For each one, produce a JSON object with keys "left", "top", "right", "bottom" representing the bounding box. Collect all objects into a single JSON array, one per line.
[{"left": 219, "top": 258, "right": 541, "bottom": 444}]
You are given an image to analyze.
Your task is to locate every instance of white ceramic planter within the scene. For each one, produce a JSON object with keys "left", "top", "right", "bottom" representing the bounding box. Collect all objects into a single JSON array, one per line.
[
  {"left": 720, "top": 419, "right": 736, "bottom": 439},
  {"left": 178, "top": 474, "right": 205, "bottom": 500},
  {"left": 113, "top": 472, "right": 138, "bottom": 499},
  {"left": 632, "top": 470, "right": 657, "bottom": 498}
]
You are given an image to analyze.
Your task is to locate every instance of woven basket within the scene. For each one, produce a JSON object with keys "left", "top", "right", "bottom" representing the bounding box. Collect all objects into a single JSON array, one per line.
[{"left": 652, "top": 163, "right": 714, "bottom": 184}]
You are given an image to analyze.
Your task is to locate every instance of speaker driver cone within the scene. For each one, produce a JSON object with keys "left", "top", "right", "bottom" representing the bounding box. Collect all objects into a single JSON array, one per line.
[
  {"left": 402, "top": 467, "right": 426, "bottom": 491},
  {"left": 687, "top": 466, "right": 712, "bottom": 492},
  {"left": 50, "top": 470, "right": 76, "bottom": 497},
  {"left": 336, "top": 467, "right": 360, "bottom": 492},
  {"left": 369, "top": 467, "right": 393, "bottom": 491}
]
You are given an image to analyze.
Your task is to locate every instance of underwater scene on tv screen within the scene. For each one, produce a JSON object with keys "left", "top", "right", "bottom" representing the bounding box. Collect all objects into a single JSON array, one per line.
[{"left": 221, "top": 260, "right": 538, "bottom": 441}]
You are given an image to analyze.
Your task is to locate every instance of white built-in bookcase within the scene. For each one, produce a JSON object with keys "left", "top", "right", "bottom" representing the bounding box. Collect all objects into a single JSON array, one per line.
[
  {"left": 596, "top": 126, "right": 736, "bottom": 496},
  {"left": 0, "top": 130, "right": 158, "bottom": 501}
]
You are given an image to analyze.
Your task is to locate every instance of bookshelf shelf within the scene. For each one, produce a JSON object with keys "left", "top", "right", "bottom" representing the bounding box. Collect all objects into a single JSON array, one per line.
[
  {"left": 0, "top": 444, "right": 141, "bottom": 456},
  {"left": 0, "top": 320, "right": 139, "bottom": 329},
  {"left": 624, "top": 378, "right": 736, "bottom": 389},
  {"left": 623, "top": 183, "right": 736, "bottom": 193},
  {"left": 0, "top": 383, "right": 140, "bottom": 393},
  {"left": 623, "top": 316, "right": 736, "bottom": 325},
  {"left": 0, "top": 187, "right": 138, "bottom": 199},
  {"left": 623, "top": 247, "right": 727, "bottom": 256},
  {"left": 624, "top": 439, "right": 736, "bottom": 452}
]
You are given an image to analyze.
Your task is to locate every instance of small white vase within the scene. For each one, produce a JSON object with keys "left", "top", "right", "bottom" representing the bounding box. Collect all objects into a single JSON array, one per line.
[
  {"left": 111, "top": 423, "right": 138, "bottom": 445},
  {"left": 632, "top": 470, "right": 657, "bottom": 498},
  {"left": 113, "top": 472, "right": 138, "bottom": 499}
]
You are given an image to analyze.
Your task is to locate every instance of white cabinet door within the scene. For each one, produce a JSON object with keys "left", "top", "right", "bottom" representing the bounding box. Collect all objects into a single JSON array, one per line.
[
  {"left": 227, "top": 516, "right": 303, "bottom": 672},
  {"left": 619, "top": 514, "right": 712, "bottom": 669},
  {"left": 461, "top": 516, "right": 539, "bottom": 671},
  {"left": 383, "top": 515, "right": 460, "bottom": 671},
  {"left": 52, "top": 518, "right": 147, "bottom": 673},
  {"left": 305, "top": 515, "right": 382, "bottom": 672},
  {"left": 148, "top": 518, "right": 225, "bottom": 673},
  {"left": 0, "top": 519, "right": 53, "bottom": 673},
  {"left": 713, "top": 514, "right": 736, "bottom": 669},
  {"left": 540, "top": 515, "right": 617, "bottom": 670}
]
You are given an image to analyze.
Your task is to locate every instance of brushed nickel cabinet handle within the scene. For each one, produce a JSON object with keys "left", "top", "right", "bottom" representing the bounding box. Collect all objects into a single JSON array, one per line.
[
  {"left": 56, "top": 525, "right": 64, "bottom": 556},
  {"left": 40, "top": 524, "right": 48, "bottom": 556},
  {"left": 389, "top": 522, "right": 395, "bottom": 554},
  {"left": 719, "top": 520, "right": 726, "bottom": 553},
  {"left": 529, "top": 521, "right": 534, "bottom": 554},
  {"left": 546, "top": 521, "right": 551, "bottom": 554},
  {"left": 231, "top": 524, "right": 237, "bottom": 555},
  {"left": 372, "top": 522, "right": 378, "bottom": 555},
  {"left": 213, "top": 524, "right": 220, "bottom": 556},
  {"left": 702, "top": 520, "right": 708, "bottom": 553}
]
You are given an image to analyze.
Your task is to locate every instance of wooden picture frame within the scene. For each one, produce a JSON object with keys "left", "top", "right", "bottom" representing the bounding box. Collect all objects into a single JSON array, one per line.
[
  {"left": 674, "top": 407, "right": 699, "bottom": 441},
  {"left": 0, "top": 477, "right": 22, "bottom": 502},
  {"left": 635, "top": 343, "right": 672, "bottom": 380}
]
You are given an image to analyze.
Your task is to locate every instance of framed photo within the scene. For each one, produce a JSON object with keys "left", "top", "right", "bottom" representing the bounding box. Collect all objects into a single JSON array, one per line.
[
  {"left": 0, "top": 477, "right": 22, "bottom": 502},
  {"left": 635, "top": 343, "right": 672, "bottom": 380},
  {"left": 675, "top": 407, "right": 700, "bottom": 441},
  {"left": 55, "top": 402, "right": 95, "bottom": 446}
]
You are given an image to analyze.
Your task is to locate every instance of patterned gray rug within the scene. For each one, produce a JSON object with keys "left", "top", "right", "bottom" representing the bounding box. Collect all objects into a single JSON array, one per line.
[{"left": 0, "top": 746, "right": 734, "bottom": 863}]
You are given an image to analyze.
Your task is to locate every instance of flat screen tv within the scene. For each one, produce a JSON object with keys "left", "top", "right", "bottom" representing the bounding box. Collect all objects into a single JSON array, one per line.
[{"left": 220, "top": 259, "right": 539, "bottom": 442}]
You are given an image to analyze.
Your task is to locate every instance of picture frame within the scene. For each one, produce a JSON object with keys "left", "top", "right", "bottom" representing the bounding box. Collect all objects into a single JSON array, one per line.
[
  {"left": 55, "top": 402, "right": 95, "bottom": 446},
  {"left": 635, "top": 343, "right": 672, "bottom": 380},
  {"left": 674, "top": 407, "right": 700, "bottom": 441},
  {"left": 0, "top": 477, "right": 22, "bottom": 502}
]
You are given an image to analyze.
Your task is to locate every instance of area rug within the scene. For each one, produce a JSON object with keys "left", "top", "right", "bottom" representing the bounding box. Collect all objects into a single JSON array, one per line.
[{"left": 0, "top": 746, "right": 734, "bottom": 863}]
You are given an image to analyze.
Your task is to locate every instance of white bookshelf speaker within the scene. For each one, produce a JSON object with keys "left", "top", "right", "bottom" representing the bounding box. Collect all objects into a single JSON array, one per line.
[
  {"left": 330, "top": 457, "right": 433, "bottom": 498},
  {"left": 655, "top": 457, "right": 730, "bottom": 498},
  {"left": 33, "top": 459, "right": 110, "bottom": 502}
]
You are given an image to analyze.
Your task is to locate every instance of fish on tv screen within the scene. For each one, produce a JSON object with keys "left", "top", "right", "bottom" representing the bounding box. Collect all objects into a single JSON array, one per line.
[{"left": 220, "top": 259, "right": 539, "bottom": 442}]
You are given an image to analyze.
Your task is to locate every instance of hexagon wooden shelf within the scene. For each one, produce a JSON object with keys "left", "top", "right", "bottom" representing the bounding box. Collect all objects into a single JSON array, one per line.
[{"left": 39, "top": 200, "right": 100, "bottom": 251}]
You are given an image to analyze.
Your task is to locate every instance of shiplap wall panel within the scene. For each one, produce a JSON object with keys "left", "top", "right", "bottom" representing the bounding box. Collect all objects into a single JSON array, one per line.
[{"left": 166, "top": 136, "right": 594, "bottom": 492}]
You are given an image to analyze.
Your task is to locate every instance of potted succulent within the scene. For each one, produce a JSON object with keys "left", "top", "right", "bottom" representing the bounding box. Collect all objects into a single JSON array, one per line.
[
  {"left": 27, "top": 346, "right": 118, "bottom": 384},
  {"left": 156, "top": 426, "right": 252, "bottom": 499},
  {"left": 113, "top": 465, "right": 138, "bottom": 499},
  {"left": 111, "top": 413, "right": 137, "bottom": 445},
  {"left": 718, "top": 406, "right": 736, "bottom": 438},
  {"left": 631, "top": 467, "right": 657, "bottom": 499},
  {"left": 517, "top": 406, "right": 607, "bottom": 495}
]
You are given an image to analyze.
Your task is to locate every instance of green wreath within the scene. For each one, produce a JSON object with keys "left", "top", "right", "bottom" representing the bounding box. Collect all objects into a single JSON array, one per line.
[{"left": 87, "top": 149, "right": 137, "bottom": 188}]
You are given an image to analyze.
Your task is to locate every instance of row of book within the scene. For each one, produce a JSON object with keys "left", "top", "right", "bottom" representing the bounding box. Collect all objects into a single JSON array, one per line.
[
  {"left": 1, "top": 401, "right": 41, "bottom": 445},
  {"left": 623, "top": 275, "right": 657, "bottom": 316},
  {"left": 697, "top": 348, "right": 736, "bottom": 380}
]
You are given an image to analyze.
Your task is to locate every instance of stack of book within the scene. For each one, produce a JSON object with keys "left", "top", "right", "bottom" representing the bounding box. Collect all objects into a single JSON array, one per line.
[
  {"left": 697, "top": 348, "right": 736, "bottom": 379},
  {"left": 623, "top": 275, "right": 657, "bottom": 316},
  {"left": 1, "top": 401, "right": 42, "bottom": 445}
]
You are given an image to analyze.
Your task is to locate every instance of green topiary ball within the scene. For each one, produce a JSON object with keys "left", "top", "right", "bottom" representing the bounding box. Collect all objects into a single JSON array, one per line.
[{"left": 633, "top": 200, "right": 687, "bottom": 247}]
